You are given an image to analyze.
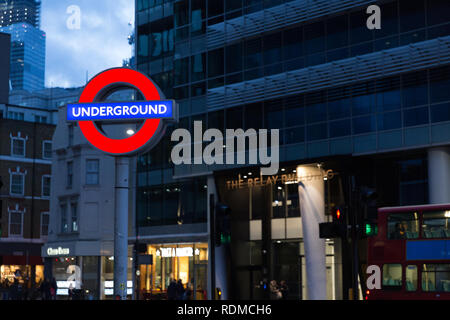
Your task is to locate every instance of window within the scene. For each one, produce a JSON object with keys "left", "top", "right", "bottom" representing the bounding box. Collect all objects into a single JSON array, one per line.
[
  {"left": 42, "top": 175, "right": 51, "bottom": 197},
  {"left": 43, "top": 141, "right": 52, "bottom": 159},
  {"left": 406, "top": 265, "right": 418, "bottom": 291},
  {"left": 382, "top": 264, "right": 402, "bottom": 288},
  {"left": 387, "top": 212, "right": 419, "bottom": 239},
  {"left": 35, "top": 115, "right": 47, "bottom": 123},
  {"left": 422, "top": 210, "right": 450, "bottom": 239},
  {"left": 68, "top": 125, "right": 74, "bottom": 146},
  {"left": 11, "top": 138, "right": 25, "bottom": 157},
  {"left": 86, "top": 160, "right": 99, "bottom": 185},
  {"left": 60, "top": 204, "right": 68, "bottom": 233},
  {"left": 7, "top": 111, "right": 24, "bottom": 120},
  {"left": 422, "top": 264, "right": 450, "bottom": 292},
  {"left": 10, "top": 173, "right": 24, "bottom": 196},
  {"left": 41, "top": 212, "right": 49, "bottom": 237},
  {"left": 9, "top": 211, "right": 23, "bottom": 237},
  {"left": 67, "top": 162, "right": 73, "bottom": 188},
  {"left": 71, "top": 202, "right": 78, "bottom": 232}
]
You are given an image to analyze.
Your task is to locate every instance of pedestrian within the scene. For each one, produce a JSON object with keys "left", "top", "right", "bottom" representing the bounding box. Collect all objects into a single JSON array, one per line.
[
  {"left": 50, "top": 278, "right": 57, "bottom": 300},
  {"left": 167, "top": 279, "right": 177, "bottom": 300},
  {"left": 269, "top": 280, "right": 282, "bottom": 300},
  {"left": 279, "top": 280, "right": 289, "bottom": 300},
  {"left": 176, "top": 279, "right": 185, "bottom": 300},
  {"left": 183, "top": 283, "right": 192, "bottom": 300}
]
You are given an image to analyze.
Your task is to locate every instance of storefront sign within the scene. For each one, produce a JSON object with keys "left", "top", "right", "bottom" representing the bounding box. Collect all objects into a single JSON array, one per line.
[
  {"left": 225, "top": 170, "right": 337, "bottom": 190},
  {"left": 156, "top": 247, "right": 200, "bottom": 258},
  {"left": 47, "top": 247, "right": 70, "bottom": 256},
  {"left": 67, "top": 68, "right": 177, "bottom": 156}
]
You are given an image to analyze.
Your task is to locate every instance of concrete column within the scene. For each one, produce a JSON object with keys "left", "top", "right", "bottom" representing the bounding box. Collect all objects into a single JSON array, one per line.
[
  {"left": 297, "top": 164, "right": 326, "bottom": 300},
  {"left": 114, "top": 157, "right": 130, "bottom": 300},
  {"left": 428, "top": 147, "right": 450, "bottom": 204}
]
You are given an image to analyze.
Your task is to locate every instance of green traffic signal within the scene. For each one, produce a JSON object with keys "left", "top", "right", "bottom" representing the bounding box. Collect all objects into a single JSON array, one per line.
[{"left": 365, "top": 223, "right": 378, "bottom": 236}]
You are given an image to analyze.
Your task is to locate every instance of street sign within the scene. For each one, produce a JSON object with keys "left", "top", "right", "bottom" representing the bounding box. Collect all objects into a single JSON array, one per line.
[{"left": 67, "top": 67, "right": 177, "bottom": 156}]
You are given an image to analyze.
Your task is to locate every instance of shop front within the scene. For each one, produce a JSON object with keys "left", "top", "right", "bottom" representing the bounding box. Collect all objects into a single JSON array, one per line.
[
  {"left": 42, "top": 242, "right": 133, "bottom": 300},
  {"left": 0, "top": 243, "right": 44, "bottom": 297},
  {"left": 138, "top": 242, "right": 208, "bottom": 300}
]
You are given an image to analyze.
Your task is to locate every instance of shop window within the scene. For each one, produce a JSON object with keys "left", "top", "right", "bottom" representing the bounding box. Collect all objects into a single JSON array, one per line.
[
  {"left": 382, "top": 264, "right": 402, "bottom": 288},
  {"left": 9, "top": 211, "right": 23, "bottom": 237},
  {"left": 245, "top": 38, "right": 263, "bottom": 70},
  {"left": 285, "top": 95, "right": 304, "bottom": 127},
  {"left": 422, "top": 210, "right": 450, "bottom": 239},
  {"left": 422, "top": 264, "right": 450, "bottom": 292},
  {"left": 406, "top": 265, "right": 418, "bottom": 291},
  {"left": 387, "top": 212, "right": 419, "bottom": 239}
]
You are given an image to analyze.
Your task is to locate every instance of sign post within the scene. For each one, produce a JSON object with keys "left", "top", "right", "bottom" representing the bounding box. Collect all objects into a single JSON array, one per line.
[{"left": 67, "top": 68, "right": 177, "bottom": 300}]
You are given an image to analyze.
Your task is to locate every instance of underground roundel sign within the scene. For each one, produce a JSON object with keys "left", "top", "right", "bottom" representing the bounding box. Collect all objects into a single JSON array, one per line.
[{"left": 66, "top": 68, "right": 177, "bottom": 156}]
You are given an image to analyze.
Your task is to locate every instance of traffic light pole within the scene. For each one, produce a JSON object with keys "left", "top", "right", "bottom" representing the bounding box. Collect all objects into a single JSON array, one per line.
[{"left": 209, "top": 194, "right": 216, "bottom": 300}]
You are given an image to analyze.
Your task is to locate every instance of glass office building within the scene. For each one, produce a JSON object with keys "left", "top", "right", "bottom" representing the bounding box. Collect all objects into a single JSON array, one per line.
[
  {"left": 135, "top": 0, "right": 450, "bottom": 299},
  {"left": 0, "top": 0, "right": 41, "bottom": 28}
]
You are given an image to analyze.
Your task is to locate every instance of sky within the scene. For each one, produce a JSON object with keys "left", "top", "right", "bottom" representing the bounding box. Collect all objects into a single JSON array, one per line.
[{"left": 41, "top": 0, "right": 135, "bottom": 88}]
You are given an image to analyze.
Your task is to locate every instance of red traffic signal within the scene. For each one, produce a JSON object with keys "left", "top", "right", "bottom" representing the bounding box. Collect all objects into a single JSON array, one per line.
[{"left": 332, "top": 206, "right": 345, "bottom": 222}]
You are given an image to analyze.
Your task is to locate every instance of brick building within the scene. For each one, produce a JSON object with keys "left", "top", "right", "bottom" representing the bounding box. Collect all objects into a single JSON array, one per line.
[{"left": 0, "top": 116, "right": 55, "bottom": 289}]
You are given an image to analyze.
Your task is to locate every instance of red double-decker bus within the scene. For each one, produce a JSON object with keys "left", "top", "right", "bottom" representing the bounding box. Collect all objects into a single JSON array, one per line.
[{"left": 367, "top": 203, "right": 450, "bottom": 300}]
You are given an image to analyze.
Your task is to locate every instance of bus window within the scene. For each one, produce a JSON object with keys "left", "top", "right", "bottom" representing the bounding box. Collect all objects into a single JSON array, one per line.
[
  {"left": 405, "top": 265, "right": 417, "bottom": 292},
  {"left": 422, "top": 210, "right": 450, "bottom": 239},
  {"left": 387, "top": 212, "right": 419, "bottom": 239},
  {"left": 382, "top": 264, "right": 402, "bottom": 288},
  {"left": 422, "top": 264, "right": 450, "bottom": 292}
]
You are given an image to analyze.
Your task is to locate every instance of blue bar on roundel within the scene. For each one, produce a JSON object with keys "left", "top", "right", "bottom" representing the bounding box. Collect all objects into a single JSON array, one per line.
[{"left": 66, "top": 100, "right": 174, "bottom": 121}]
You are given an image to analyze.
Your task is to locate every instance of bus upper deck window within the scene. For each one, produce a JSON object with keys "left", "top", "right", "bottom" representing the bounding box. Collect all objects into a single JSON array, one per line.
[
  {"left": 422, "top": 210, "right": 450, "bottom": 239},
  {"left": 387, "top": 212, "right": 419, "bottom": 239}
]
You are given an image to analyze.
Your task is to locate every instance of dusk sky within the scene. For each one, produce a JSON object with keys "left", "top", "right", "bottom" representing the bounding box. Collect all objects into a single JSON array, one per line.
[{"left": 41, "top": 0, "right": 134, "bottom": 88}]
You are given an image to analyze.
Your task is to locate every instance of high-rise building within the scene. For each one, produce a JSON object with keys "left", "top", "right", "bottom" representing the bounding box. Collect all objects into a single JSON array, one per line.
[
  {"left": 0, "top": 0, "right": 45, "bottom": 92},
  {"left": 129, "top": 0, "right": 450, "bottom": 301},
  {"left": 0, "top": 32, "right": 11, "bottom": 103},
  {"left": 0, "top": 23, "right": 45, "bottom": 92},
  {"left": 0, "top": 0, "right": 41, "bottom": 28}
]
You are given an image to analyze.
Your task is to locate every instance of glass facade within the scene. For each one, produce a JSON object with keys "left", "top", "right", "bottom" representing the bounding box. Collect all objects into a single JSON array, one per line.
[{"left": 0, "top": 23, "right": 45, "bottom": 92}]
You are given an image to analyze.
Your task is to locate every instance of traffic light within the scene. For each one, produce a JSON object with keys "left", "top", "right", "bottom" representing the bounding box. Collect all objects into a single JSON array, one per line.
[
  {"left": 215, "top": 203, "right": 231, "bottom": 247},
  {"left": 319, "top": 205, "right": 347, "bottom": 239},
  {"left": 364, "top": 222, "right": 378, "bottom": 237},
  {"left": 360, "top": 187, "right": 379, "bottom": 238}
]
